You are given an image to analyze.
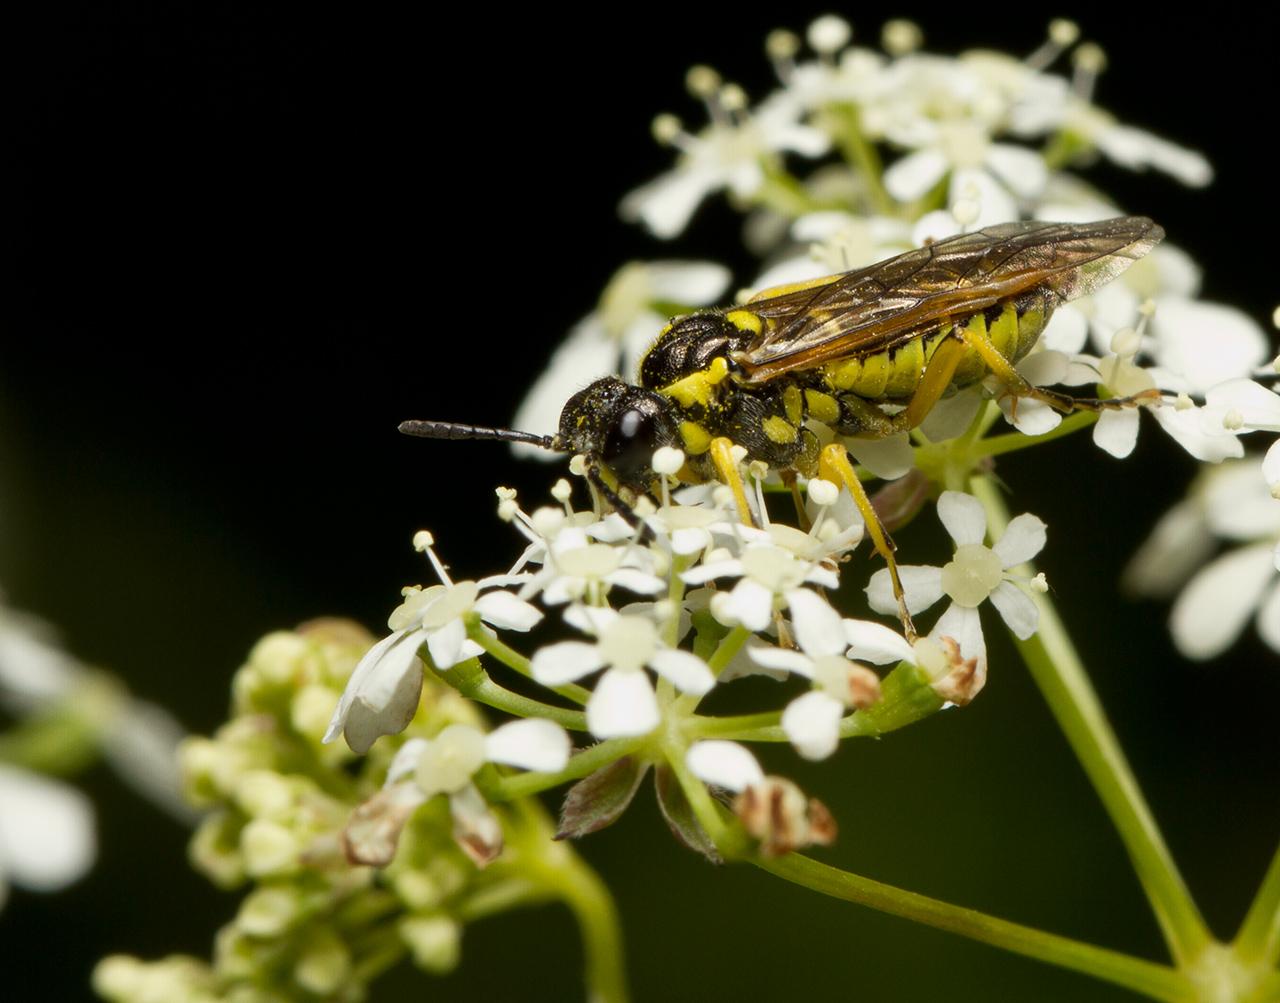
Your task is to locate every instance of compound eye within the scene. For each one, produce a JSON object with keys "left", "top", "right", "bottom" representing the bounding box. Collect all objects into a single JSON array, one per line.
[{"left": 602, "top": 407, "right": 659, "bottom": 486}]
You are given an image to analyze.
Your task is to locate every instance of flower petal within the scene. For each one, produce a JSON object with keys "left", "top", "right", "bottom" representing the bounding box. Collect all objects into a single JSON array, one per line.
[
  {"left": 646, "top": 261, "right": 732, "bottom": 305},
  {"left": 982, "top": 146, "right": 1045, "bottom": 199},
  {"left": 449, "top": 784, "right": 504, "bottom": 868},
  {"left": 937, "top": 491, "right": 987, "bottom": 546},
  {"left": 1002, "top": 396, "right": 1061, "bottom": 436},
  {"left": 530, "top": 641, "right": 604, "bottom": 686},
  {"left": 1151, "top": 299, "right": 1267, "bottom": 396},
  {"left": 748, "top": 645, "right": 814, "bottom": 676},
  {"left": 325, "top": 631, "right": 425, "bottom": 753},
  {"left": 619, "top": 165, "right": 721, "bottom": 239},
  {"left": 994, "top": 514, "right": 1047, "bottom": 568},
  {"left": 426, "top": 618, "right": 469, "bottom": 670},
  {"left": 782, "top": 691, "right": 844, "bottom": 761},
  {"left": 1151, "top": 406, "right": 1244, "bottom": 464},
  {"left": 586, "top": 669, "right": 660, "bottom": 738},
  {"left": 1093, "top": 408, "right": 1139, "bottom": 459},
  {"left": 866, "top": 565, "right": 944, "bottom": 616},
  {"left": 1170, "top": 544, "right": 1275, "bottom": 660},
  {"left": 648, "top": 649, "right": 715, "bottom": 696},
  {"left": 989, "top": 581, "right": 1040, "bottom": 640},
  {"left": 1121, "top": 498, "right": 1216, "bottom": 599},
  {"left": 787, "top": 588, "right": 847, "bottom": 657},
  {"left": 929, "top": 603, "right": 987, "bottom": 671},
  {"left": 510, "top": 315, "right": 621, "bottom": 453},
  {"left": 0, "top": 767, "right": 95, "bottom": 892},
  {"left": 485, "top": 719, "right": 571, "bottom": 773},
  {"left": 843, "top": 619, "right": 914, "bottom": 664},
  {"left": 919, "top": 387, "right": 982, "bottom": 442},
  {"left": 686, "top": 741, "right": 764, "bottom": 793},
  {"left": 721, "top": 579, "right": 775, "bottom": 632},
  {"left": 1255, "top": 579, "right": 1280, "bottom": 655},
  {"left": 1265, "top": 440, "right": 1280, "bottom": 493},
  {"left": 884, "top": 148, "right": 949, "bottom": 201},
  {"left": 473, "top": 591, "right": 543, "bottom": 631},
  {"left": 844, "top": 434, "right": 915, "bottom": 480},
  {"left": 604, "top": 568, "right": 666, "bottom": 596},
  {"left": 386, "top": 738, "right": 429, "bottom": 787}
]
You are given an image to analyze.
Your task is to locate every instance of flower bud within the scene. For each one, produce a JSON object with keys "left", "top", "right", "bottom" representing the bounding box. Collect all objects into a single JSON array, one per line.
[
  {"left": 293, "top": 930, "right": 351, "bottom": 995},
  {"left": 734, "top": 776, "right": 837, "bottom": 857},
  {"left": 400, "top": 914, "right": 462, "bottom": 973},
  {"left": 240, "top": 819, "right": 300, "bottom": 877}
]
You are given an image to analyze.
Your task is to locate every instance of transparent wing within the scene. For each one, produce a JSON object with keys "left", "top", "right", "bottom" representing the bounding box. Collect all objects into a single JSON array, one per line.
[{"left": 735, "top": 217, "right": 1163, "bottom": 384}]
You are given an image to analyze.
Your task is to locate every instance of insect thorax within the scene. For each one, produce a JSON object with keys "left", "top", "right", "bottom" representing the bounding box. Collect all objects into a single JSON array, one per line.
[{"left": 637, "top": 312, "right": 755, "bottom": 391}]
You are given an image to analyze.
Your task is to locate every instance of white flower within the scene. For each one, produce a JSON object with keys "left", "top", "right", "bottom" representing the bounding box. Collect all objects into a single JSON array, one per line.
[
  {"left": 1198, "top": 380, "right": 1280, "bottom": 491},
  {"left": 749, "top": 212, "right": 913, "bottom": 292},
  {"left": 511, "top": 261, "right": 731, "bottom": 451},
  {"left": 681, "top": 542, "right": 839, "bottom": 632},
  {"left": 1032, "top": 45, "right": 1212, "bottom": 187},
  {"left": 347, "top": 720, "right": 570, "bottom": 869},
  {"left": 323, "top": 631, "right": 426, "bottom": 755},
  {"left": 531, "top": 608, "right": 714, "bottom": 739},
  {"left": 748, "top": 594, "right": 887, "bottom": 760},
  {"left": 686, "top": 739, "right": 765, "bottom": 792},
  {"left": 1127, "top": 458, "right": 1280, "bottom": 660},
  {"left": 0, "top": 765, "right": 96, "bottom": 910},
  {"left": 867, "top": 491, "right": 1047, "bottom": 668},
  {"left": 517, "top": 522, "right": 664, "bottom": 607},
  {"left": 620, "top": 78, "right": 829, "bottom": 238},
  {"left": 883, "top": 117, "right": 1047, "bottom": 229},
  {"left": 685, "top": 739, "right": 837, "bottom": 856},
  {"left": 0, "top": 608, "right": 188, "bottom": 821},
  {"left": 324, "top": 533, "right": 543, "bottom": 754},
  {"left": 1031, "top": 215, "right": 1268, "bottom": 400}
]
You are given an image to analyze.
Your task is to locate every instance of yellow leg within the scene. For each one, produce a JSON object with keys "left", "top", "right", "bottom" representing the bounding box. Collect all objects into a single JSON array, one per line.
[
  {"left": 899, "top": 335, "right": 968, "bottom": 431},
  {"left": 818, "top": 442, "right": 917, "bottom": 641},
  {"left": 837, "top": 336, "right": 968, "bottom": 439},
  {"left": 957, "top": 323, "right": 1160, "bottom": 415},
  {"left": 710, "top": 436, "right": 755, "bottom": 526}
]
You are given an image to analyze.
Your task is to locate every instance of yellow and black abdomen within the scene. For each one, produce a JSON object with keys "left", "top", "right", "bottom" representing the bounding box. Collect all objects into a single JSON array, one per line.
[{"left": 816, "top": 295, "right": 1053, "bottom": 401}]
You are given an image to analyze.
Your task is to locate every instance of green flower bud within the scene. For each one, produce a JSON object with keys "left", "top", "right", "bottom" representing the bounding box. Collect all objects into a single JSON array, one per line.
[
  {"left": 240, "top": 819, "right": 299, "bottom": 877},
  {"left": 399, "top": 913, "right": 461, "bottom": 973},
  {"left": 237, "top": 884, "right": 301, "bottom": 938},
  {"left": 293, "top": 929, "right": 351, "bottom": 995}
]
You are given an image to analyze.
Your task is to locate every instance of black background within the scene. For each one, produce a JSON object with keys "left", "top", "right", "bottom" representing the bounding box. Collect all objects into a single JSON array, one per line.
[{"left": 7, "top": 5, "right": 1280, "bottom": 1001}]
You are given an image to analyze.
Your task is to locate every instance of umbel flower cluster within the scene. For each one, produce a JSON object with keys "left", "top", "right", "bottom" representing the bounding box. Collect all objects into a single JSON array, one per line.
[{"left": 96, "top": 17, "right": 1278, "bottom": 1003}]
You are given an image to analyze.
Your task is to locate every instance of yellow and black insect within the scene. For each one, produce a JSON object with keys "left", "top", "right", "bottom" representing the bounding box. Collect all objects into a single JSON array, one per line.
[{"left": 402, "top": 216, "right": 1163, "bottom": 636}]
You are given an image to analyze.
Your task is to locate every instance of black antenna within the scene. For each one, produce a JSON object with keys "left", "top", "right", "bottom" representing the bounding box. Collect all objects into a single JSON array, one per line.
[{"left": 398, "top": 419, "right": 560, "bottom": 451}]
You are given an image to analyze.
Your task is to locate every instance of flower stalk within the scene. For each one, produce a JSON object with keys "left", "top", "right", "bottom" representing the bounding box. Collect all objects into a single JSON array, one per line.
[{"left": 969, "top": 473, "right": 1212, "bottom": 966}]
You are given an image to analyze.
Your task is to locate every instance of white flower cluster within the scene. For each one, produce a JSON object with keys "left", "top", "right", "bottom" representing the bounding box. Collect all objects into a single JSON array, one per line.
[
  {"left": 325, "top": 434, "right": 1048, "bottom": 869},
  {"left": 503, "top": 16, "right": 1275, "bottom": 662}
]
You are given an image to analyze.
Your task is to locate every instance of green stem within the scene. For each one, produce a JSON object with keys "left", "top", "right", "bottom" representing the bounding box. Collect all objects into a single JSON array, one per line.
[
  {"left": 481, "top": 736, "right": 647, "bottom": 801},
  {"left": 676, "top": 624, "right": 751, "bottom": 716},
  {"left": 707, "top": 625, "right": 750, "bottom": 674},
  {"left": 1234, "top": 837, "right": 1280, "bottom": 965},
  {"left": 689, "top": 710, "right": 784, "bottom": 741},
  {"left": 970, "top": 410, "right": 1098, "bottom": 460},
  {"left": 970, "top": 475, "right": 1211, "bottom": 966},
  {"left": 448, "top": 659, "right": 588, "bottom": 732},
  {"left": 468, "top": 620, "right": 591, "bottom": 706},
  {"left": 549, "top": 854, "right": 630, "bottom": 1003},
  {"left": 455, "top": 877, "right": 548, "bottom": 921},
  {"left": 508, "top": 798, "right": 630, "bottom": 1003},
  {"left": 756, "top": 854, "right": 1195, "bottom": 1003},
  {"left": 832, "top": 103, "right": 894, "bottom": 215},
  {"left": 753, "top": 164, "right": 821, "bottom": 218}
]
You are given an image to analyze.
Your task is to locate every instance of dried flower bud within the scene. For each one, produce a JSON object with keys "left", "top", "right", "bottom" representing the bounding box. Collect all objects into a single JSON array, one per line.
[{"left": 734, "top": 776, "right": 837, "bottom": 857}]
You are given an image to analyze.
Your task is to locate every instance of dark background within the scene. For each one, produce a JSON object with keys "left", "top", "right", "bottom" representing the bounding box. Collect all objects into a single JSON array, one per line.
[{"left": 7, "top": 5, "right": 1279, "bottom": 1001}]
